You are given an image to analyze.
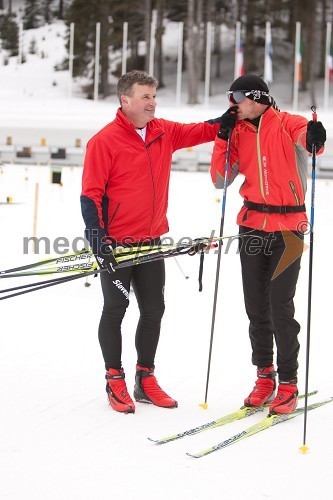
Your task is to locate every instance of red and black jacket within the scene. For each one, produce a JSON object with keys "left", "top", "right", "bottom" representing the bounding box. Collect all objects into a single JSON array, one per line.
[{"left": 210, "top": 107, "right": 324, "bottom": 232}]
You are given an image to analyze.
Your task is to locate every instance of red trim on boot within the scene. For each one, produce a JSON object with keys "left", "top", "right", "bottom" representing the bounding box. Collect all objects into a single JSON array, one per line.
[
  {"left": 134, "top": 365, "right": 178, "bottom": 408},
  {"left": 269, "top": 380, "right": 298, "bottom": 414},
  {"left": 244, "top": 365, "right": 276, "bottom": 407},
  {"left": 105, "top": 368, "right": 135, "bottom": 414}
]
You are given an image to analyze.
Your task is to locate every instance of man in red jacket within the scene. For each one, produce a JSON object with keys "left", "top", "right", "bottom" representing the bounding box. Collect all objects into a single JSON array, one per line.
[
  {"left": 210, "top": 74, "right": 326, "bottom": 414},
  {"left": 81, "top": 70, "right": 219, "bottom": 413}
]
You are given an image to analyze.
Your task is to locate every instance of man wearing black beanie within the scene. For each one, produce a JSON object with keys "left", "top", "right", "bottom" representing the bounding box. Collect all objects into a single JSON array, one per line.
[{"left": 210, "top": 74, "right": 326, "bottom": 414}]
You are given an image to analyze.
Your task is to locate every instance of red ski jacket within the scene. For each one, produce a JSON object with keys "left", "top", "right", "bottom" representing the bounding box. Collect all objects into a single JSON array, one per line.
[
  {"left": 210, "top": 106, "right": 324, "bottom": 232},
  {"left": 81, "top": 108, "right": 218, "bottom": 245}
]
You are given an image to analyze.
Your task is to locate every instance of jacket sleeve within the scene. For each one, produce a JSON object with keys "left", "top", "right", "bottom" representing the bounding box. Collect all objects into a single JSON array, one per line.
[
  {"left": 80, "top": 137, "right": 113, "bottom": 252},
  {"left": 284, "top": 113, "right": 324, "bottom": 155},
  {"left": 210, "top": 134, "right": 239, "bottom": 189},
  {"left": 162, "top": 119, "right": 219, "bottom": 151}
]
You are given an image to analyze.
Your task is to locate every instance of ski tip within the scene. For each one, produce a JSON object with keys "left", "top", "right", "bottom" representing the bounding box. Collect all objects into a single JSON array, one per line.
[
  {"left": 186, "top": 452, "right": 199, "bottom": 458},
  {"left": 147, "top": 437, "right": 158, "bottom": 443},
  {"left": 199, "top": 403, "right": 208, "bottom": 410},
  {"left": 299, "top": 444, "right": 310, "bottom": 454}
]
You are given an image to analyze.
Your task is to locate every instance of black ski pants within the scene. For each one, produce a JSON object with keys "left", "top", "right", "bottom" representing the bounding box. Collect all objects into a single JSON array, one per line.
[
  {"left": 99, "top": 259, "right": 165, "bottom": 370},
  {"left": 238, "top": 225, "right": 304, "bottom": 381}
]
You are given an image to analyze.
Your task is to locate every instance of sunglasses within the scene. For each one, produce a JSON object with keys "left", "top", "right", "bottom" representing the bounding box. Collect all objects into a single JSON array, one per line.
[{"left": 226, "top": 90, "right": 270, "bottom": 104}]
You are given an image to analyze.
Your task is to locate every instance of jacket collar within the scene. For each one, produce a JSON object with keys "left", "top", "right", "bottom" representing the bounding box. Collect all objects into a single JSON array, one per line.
[
  {"left": 115, "top": 108, "right": 165, "bottom": 141},
  {"left": 240, "top": 106, "right": 277, "bottom": 132}
]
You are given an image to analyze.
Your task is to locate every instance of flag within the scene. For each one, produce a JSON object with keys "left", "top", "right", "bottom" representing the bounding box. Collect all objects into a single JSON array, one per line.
[
  {"left": 236, "top": 40, "right": 245, "bottom": 77},
  {"left": 324, "top": 22, "right": 332, "bottom": 109},
  {"left": 327, "top": 46, "right": 333, "bottom": 82},
  {"left": 234, "top": 22, "right": 244, "bottom": 79},
  {"left": 293, "top": 21, "right": 301, "bottom": 111},
  {"left": 296, "top": 37, "right": 302, "bottom": 83},
  {"left": 264, "top": 22, "right": 273, "bottom": 83}
]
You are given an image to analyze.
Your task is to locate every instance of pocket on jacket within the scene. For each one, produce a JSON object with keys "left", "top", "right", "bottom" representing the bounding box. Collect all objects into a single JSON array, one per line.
[
  {"left": 289, "top": 181, "right": 300, "bottom": 205},
  {"left": 110, "top": 202, "right": 120, "bottom": 223}
]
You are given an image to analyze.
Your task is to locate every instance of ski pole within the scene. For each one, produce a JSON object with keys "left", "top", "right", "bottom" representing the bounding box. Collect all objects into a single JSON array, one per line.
[
  {"left": 173, "top": 256, "right": 189, "bottom": 279},
  {"left": 200, "top": 124, "right": 234, "bottom": 409},
  {"left": 299, "top": 106, "right": 317, "bottom": 454},
  {"left": 0, "top": 268, "right": 103, "bottom": 301}
]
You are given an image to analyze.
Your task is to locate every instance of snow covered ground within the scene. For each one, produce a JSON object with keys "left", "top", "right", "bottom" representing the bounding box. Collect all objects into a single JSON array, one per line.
[
  {"left": 0, "top": 17, "right": 333, "bottom": 500},
  {"left": 1, "top": 165, "right": 333, "bottom": 500}
]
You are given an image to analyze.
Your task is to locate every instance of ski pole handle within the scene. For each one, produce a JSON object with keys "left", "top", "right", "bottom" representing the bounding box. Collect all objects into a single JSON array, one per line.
[
  {"left": 310, "top": 106, "right": 318, "bottom": 161},
  {"left": 311, "top": 105, "right": 317, "bottom": 123},
  {"left": 225, "top": 108, "right": 237, "bottom": 173}
]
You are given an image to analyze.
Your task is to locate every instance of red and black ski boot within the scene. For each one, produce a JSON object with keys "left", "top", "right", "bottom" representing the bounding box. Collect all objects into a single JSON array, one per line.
[
  {"left": 269, "top": 379, "right": 298, "bottom": 414},
  {"left": 244, "top": 365, "right": 276, "bottom": 407},
  {"left": 134, "top": 365, "right": 178, "bottom": 408},
  {"left": 105, "top": 368, "right": 135, "bottom": 414}
]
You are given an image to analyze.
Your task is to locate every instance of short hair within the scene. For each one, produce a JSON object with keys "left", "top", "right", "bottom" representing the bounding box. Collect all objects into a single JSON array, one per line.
[{"left": 117, "top": 70, "right": 158, "bottom": 104}]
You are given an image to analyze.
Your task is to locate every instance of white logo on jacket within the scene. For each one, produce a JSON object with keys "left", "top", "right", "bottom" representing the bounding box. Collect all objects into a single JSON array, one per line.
[{"left": 262, "top": 155, "right": 269, "bottom": 196}]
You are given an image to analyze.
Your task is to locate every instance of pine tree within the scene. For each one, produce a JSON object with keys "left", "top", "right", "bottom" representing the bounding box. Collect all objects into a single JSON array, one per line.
[
  {"left": 103, "top": 1, "right": 146, "bottom": 73},
  {"left": 65, "top": 0, "right": 113, "bottom": 96},
  {"left": 0, "top": 13, "right": 19, "bottom": 56},
  {"left": 65, "top": 0, "right": 146, "bottom": 97},
  {"left": 40, "top": 0, "right": 56, "bottom": 24},
  {"left": 23, "top": 0, "right": 41, "bottom": 30},
  {"left": 187, "top": 0, "right": 199, "bottom": 104},
  {"left": 58, "top": 0, "right": 63, "bottom": 19}
]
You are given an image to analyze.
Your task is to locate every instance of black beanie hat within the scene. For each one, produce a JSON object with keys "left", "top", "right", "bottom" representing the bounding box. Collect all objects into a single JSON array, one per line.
[{"left": 229, "top": 74, "right": 271, "bottom": 105}]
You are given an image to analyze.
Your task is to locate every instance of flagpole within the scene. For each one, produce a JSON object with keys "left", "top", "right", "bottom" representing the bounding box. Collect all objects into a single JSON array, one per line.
[
  {"left": 264, "top": 21, "right": 273, "bottom": 83},
  {"left": 176, "top": 21, "right": 184, "bottom": 107},
  {"left": 149, "top": 11, "right": 156, "bottom": 76},
  {"left": 122, "top": 22, "right": 128, "bottom": 75},
  {"left": 324, "top": 21, "right": 332, "bottom": 111},
  {"left": 204, "top": 21, "right": 212, "bottom": 107},
  {"left": 94, "top": 23, "right": 101, "bottom": 101},
  {"left": 234, "top": 21, "right": 241, "bottom": 80},
  {"left": 293, "top": 21, "right": 301, "bottom": 111},
  {"left": 68, "top": 22, "right": 74, "bottom": 98},
  {"left": 17, "top": 22, "right": 23, "bottom": 65}
]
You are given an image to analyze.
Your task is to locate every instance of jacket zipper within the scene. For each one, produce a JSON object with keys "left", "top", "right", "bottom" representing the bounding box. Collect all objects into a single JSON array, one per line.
[
  {"left": 109, "top": 202, "right": 120, "bottom": 223},
  {"left": 145, "top": 133, "right": 165, "bottom": 233},
  {"left": 256, "top": 119, "right": 267, "bottom": 230}
]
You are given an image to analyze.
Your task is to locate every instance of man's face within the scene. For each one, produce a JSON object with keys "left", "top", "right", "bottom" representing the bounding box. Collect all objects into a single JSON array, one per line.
[
  {"left": 230, "top": 98, "right": 267, "bottom": 121},
  {"left": 121, "top": 83, "right": 157, "bottom": 128}
]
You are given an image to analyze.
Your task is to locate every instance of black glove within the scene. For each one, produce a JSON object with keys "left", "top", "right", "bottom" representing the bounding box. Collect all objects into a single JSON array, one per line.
[
  {"left": 188, "top": 238, "right": 218, "bottom": 255},
  {"left": 217, "top": 106, "right": 238, "bottom": 140},
  {"left": 188, "top": 238, "right": 209, "bottom": 256},
  {"left": 306, "top": 120, "right": 326, "bottom": 153},
  {"left": 95, "top": 243, "right": 118, "bottom": 274}
]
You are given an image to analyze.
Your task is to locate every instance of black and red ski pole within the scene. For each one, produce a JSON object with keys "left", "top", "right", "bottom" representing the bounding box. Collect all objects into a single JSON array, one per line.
[
  {"left": 200, "top": 120, "right": 235, "bottom": 409},
  {"left": 299, "top": 106, "right": 317, "bottom": 453}
]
